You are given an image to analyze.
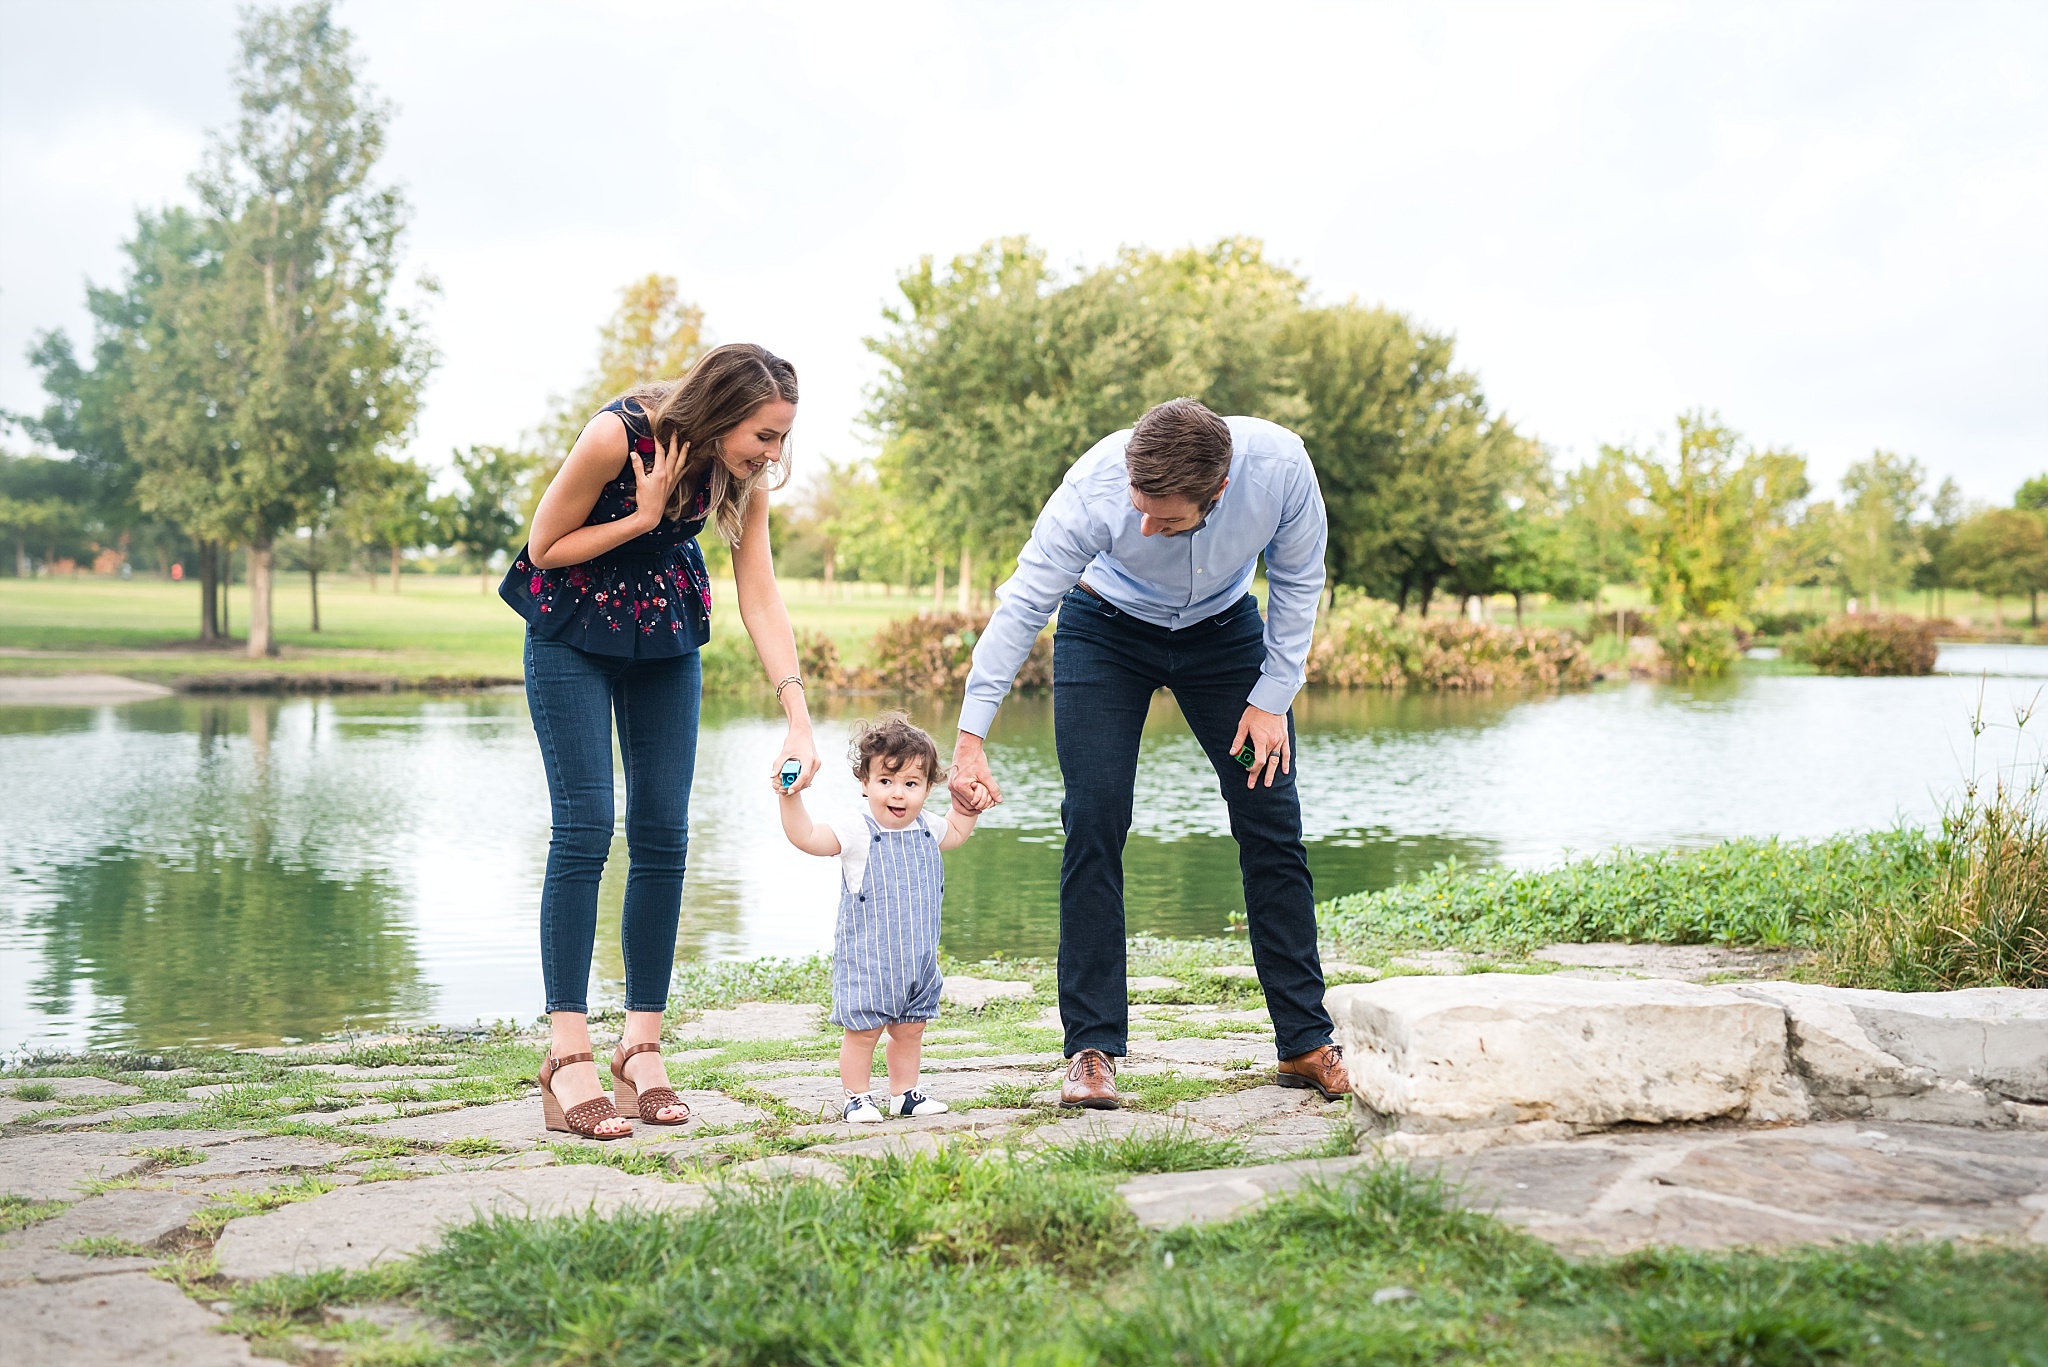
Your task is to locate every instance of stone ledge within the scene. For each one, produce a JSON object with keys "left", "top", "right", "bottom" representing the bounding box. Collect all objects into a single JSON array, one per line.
[
  {"left": 1331, "top": 975, "right": 1806, "bottom": 1140},
  {"left": 1330, "top": 975, "right": 2048, "bottom": 1155},
  {"left": 1738, "top": 982, "right": 2048, "bottom": 1124}
]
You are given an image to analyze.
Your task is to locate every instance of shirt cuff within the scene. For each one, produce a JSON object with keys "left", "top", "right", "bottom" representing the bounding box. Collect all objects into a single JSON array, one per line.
[
  {"left": 1247, "top": 675, "right": 1300, "bottom": 717},
  {"left": 956, "top": 698, "right": 1000, "bottom": 739}
]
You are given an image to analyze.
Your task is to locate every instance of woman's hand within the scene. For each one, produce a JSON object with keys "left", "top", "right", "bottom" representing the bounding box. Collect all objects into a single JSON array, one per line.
[
  {"left": 628, "top": 434, "right": 689, "bottom": 529},
  {"left": 771, "top": 726, "right": 821, "bottom": 795}
]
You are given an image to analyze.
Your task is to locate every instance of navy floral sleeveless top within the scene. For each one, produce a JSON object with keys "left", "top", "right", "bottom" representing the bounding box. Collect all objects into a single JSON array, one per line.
[{"left": 498, "top": 397, "right": 715, "bottom": 658}]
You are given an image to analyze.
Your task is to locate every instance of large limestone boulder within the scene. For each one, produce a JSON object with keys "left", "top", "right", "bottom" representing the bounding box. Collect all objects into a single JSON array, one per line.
[
  {"left": 1329, "top": 975, "right": 1807, "bottom": 1145},
  {"left": 1738, "top": 983, "right": 2048, "bottom": 1126}
]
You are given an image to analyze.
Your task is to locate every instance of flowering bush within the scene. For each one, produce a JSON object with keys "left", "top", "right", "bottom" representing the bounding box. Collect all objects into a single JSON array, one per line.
[
  {"left": 1306, "top": 602, "right": 1592, "bottom": 690},
  {"left": 1655, "top": 618, "right": 1741, "bottom": 677},
  {"left": 1790, "top": 614, "right": 1938, "bottom": 676},
  {"left": 865, "top": 612, "right": 1052, "bottom": 694}
]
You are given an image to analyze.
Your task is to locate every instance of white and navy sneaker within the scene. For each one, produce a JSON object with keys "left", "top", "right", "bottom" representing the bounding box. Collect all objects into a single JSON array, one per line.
[
  {"left": 891, "top": 1088, "right": 948, "bottom": 1118},
  {"left": 842, "top": 1091, "right": 884, "bottom": 1124}
]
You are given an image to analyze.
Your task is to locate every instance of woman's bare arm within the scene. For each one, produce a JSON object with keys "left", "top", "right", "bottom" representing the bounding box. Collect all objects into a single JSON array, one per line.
[
  {"left": 526, "top": 412, "right": 686, "bottom": 569},
  {"left": 732, "top": 488, "right": 821, "bottom": 790}
]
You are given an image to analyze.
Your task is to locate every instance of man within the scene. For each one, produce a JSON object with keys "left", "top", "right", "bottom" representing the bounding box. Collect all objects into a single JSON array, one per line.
[{"left": 950, "top": 397, "right": 1350, "bottom": 1109}]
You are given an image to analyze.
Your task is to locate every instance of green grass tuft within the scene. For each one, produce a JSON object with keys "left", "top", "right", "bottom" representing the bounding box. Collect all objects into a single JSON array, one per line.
[
  {"left": 0, "top": 1195, "right": 71, "bottom": 1232},
  {"left": 1036, "top": 1128, "right": 1248, "bottom": 1175},
  {"left": 192, "top": 1174, "right": 337, "bottom": 1237},
  {"left": 64, "top": 1235, "right": 154, "bottom": 1258}
]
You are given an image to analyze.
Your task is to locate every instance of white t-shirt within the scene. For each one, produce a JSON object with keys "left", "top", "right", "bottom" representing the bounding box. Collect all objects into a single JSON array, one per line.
[{"left": 829, "top": 811, "right": 947, "bottom": 896}]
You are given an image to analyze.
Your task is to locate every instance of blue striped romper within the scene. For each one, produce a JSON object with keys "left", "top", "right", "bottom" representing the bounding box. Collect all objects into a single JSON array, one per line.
[{"left": 829, "top": 813, "right": 945, "bottom": 1030}]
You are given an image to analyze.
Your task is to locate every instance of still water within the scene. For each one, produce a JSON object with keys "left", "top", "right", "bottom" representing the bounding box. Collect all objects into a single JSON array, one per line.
[{"left": 5, "top": 646, "right": 2046, "bottom": 1051}]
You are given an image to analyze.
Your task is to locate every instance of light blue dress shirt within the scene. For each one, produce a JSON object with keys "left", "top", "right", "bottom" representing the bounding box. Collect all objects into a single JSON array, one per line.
[{"left": 958, "top": 416, "right": 1327, "bottom": 738}]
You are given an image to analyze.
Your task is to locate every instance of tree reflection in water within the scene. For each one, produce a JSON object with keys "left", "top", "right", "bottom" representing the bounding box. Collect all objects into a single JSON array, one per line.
[{"left": 32, "top": 846, "right": 428, "bottom": 1050}]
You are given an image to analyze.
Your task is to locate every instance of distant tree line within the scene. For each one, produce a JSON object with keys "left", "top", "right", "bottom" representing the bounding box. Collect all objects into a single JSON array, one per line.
[{"left": 776, "top": 235, "right": 2048, "bottom": 629}]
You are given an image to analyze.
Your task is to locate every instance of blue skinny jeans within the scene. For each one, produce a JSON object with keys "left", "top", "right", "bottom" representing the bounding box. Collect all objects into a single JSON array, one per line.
[
  {"left": 525, "top": 633, "right": 700, "bottom": 1014},
  {"left": 1053, "top": 586, "right": 1335, "bottom": 1061}
]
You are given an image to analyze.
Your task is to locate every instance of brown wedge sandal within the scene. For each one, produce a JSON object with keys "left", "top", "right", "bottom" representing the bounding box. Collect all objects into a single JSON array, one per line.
[
  {"left": 611, "top": 1041, "right": 691, "bottom": 1125},
  {"left": 537, "top": 1052, "right": 629, "bottom": 1139}
]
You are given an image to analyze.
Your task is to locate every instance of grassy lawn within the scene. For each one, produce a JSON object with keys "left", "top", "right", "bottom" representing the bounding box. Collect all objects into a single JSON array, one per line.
[{"left": 0, "top": 573, "right": 931, "bottom": 684}]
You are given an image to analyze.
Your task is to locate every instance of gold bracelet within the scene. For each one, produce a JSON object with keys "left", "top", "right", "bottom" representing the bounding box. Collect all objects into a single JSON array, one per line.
[{"left": 773, "top": 674, "right": 804, "bottom": 701}]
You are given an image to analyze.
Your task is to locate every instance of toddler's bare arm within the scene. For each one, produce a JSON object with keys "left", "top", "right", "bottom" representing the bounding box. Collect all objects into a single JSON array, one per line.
[
  {"left": 938, "top": 785, "right": 986, "bottom": 851},
  {"left": 779, "top": 789, "right": 842, "bottom": 856}
]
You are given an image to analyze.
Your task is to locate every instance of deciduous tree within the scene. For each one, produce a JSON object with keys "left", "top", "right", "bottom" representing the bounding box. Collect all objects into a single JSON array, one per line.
[
  {"left": 444, "top": 445, "right": 535, "bottom": 590},
  {"left": 1835, "top": 450, "right": 1927, "bottom": 610},
  {"left": 191, "top": 1, "right": 432, "bottom": 656}
]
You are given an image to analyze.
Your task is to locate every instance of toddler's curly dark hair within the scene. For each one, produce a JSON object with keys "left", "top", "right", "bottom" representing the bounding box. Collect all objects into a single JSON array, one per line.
[{"left": 848, "top": 712, "right": 942, "bottom": 784}]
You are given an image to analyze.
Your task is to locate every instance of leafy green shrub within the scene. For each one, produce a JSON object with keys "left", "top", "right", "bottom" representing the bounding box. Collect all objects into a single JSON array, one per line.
[
  {"left": 1656, "top": 618, "right": 1741, "bottom": 677},
  {"left": 1320, "top": 832, "right": 1937, "bottom": 953},
  {"left": 695, "top": 632, "right": 764, "bottom": 694},
  {"left": 667, "top": 954, "right": 833, "bottom": 1011},
  {"left": 1789, "top": 614, "right": 1938, "bottom": 676},
  {"left": 1307, "top": 601, "right": 1592, "bottom": 690}
]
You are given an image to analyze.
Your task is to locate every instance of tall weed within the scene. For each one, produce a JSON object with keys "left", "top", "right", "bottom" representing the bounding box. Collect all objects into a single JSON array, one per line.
[{"left": 1819, "top": 705, "right": 2048, "bottom": 988}]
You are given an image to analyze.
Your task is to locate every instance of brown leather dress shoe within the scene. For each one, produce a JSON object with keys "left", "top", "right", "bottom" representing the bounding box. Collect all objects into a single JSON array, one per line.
[
  {"left": 1276, "top": 1044, "right": 1350, "bottom": 1101},
  {"left": 1059, "top": 1048, "right": 1121, "bottom": 1109}
]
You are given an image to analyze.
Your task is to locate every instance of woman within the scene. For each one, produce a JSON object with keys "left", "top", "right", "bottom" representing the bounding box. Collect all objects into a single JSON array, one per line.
[{"left": 500, "top": 342, "right": 819, "bottom": 1140}]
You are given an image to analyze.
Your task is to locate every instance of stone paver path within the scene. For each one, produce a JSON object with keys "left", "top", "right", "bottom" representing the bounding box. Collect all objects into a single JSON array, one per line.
[
  {"left": 1, "top": 1271, "right": 258, "bottom": 1365},
  {"left": 1118, "top": 1120, "right": 2048, "bottom": 1253},
  {"left": 212, "top": 1165, "right": 709, "bottom": 1278},
  {"left": 6, "top": 965, "right": 2045, "bottom": 1363}
]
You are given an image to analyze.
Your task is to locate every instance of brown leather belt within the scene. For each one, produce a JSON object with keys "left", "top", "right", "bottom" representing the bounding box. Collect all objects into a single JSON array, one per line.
[{"left": 1076, "top": 580, "right": 1105, "bottom": 602}]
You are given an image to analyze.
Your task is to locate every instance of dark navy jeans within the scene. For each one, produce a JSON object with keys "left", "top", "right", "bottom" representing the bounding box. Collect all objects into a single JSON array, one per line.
[
  {"left": 525, "top": 633, "right": 701, "bottom": 1014},
  {"left": 1052, "top": 587, "right": 1334, "bottom": 1061}
]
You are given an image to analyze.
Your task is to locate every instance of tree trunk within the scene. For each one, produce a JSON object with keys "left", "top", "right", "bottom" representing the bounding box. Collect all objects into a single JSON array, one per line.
[
  {"left": 957, "top": 546, "right": 972, "bottom": 614},
  {"left": 2032, "top": 590, "right": 2039, "bottom": 629},
  {"left": 220, "top": 547, "right": 231, "bottom": 639},
  {"left": 199, "top": 542, "right": 220, "bottom": 643},
  {"left": 12, "top": 536, "right": 26, "bottom": 578},
  {"left": 1417, "top": 579, "right": 1436, "bottom": 617},
  {"left": 1513, "top": 592, "right": 1524, "bottom": 627},
  {"left": 247, "top": 539, "right": 277, "bottom": 659},
  {"left": 932, "top": 557, "right": 946, "bottom": 610},
  {"left": 822, "top": 545, "right": 835, "bottom": 599},
  {"left": 390, "top": 543, "right": 402, "bottom": 594},
  {"left": 310, "top": 564, "right": 321, "bottom": 632}
]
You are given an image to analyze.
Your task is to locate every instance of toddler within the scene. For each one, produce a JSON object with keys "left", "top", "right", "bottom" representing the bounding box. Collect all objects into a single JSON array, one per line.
[{"left": 777, "top": 712, "right": 981, "bottom": 1122}]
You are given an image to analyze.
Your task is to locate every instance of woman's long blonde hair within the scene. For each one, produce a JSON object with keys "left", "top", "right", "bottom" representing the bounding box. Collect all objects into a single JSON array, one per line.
[{"left": 619, "top": 342, "right": 797, "bottom": 545}]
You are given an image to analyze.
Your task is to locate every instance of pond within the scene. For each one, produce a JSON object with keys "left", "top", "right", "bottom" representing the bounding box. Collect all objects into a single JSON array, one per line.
[{"left": 5, "top": 645, "right": 2047, "bottom": 1051}]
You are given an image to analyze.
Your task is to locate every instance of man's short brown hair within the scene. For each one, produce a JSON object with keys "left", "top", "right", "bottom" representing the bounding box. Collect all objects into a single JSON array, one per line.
[
  {"left": 1124, "top": 398, "right": 1233, "bottom": 504},
  {"left": 848, "top": 711, "right": 941, "bottom": 783}
]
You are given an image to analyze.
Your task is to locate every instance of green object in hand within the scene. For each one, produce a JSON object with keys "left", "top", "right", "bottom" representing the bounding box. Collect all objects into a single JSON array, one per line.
[{"left": 1234, "top": 742, "right": 1257, "bottom": 770}]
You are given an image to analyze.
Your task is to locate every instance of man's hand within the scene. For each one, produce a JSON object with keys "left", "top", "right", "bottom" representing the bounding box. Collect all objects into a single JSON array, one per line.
[
  {"left": 950, "top": 731, "right": 1003, "bottom": 811},
  {"left": 1230, "top": 704, "right": 1291, "bottom": 790}
]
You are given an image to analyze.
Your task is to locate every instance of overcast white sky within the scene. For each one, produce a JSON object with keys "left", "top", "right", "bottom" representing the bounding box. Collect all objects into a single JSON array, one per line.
[{"left": 2, "top": 0, "right": 2043, "bottom": 504}]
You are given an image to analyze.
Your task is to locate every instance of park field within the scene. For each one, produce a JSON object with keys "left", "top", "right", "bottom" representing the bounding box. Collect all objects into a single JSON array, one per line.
[
  {"left": 0, "top": 572, "right": 2030, "bottom": 689},
  {"left": 0, "top": 573, "right": 934, "bottom": 686}
]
